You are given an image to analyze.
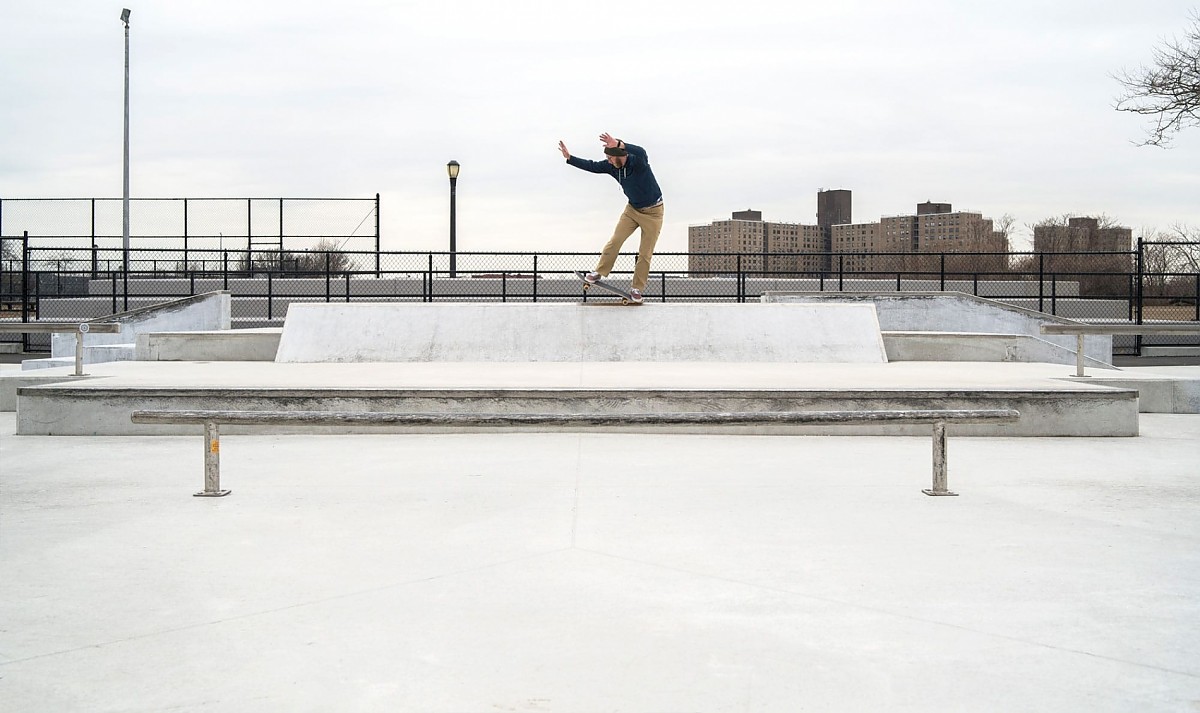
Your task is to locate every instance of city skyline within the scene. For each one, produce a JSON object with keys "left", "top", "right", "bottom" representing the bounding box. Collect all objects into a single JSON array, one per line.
[{"left": 1, "top": 1, "right": 1197, "bottom": 254}]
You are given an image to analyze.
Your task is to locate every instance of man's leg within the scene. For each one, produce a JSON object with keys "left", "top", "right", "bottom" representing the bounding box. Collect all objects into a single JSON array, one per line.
[
  {"left": 595, "top": 205, "right": 640, "bottom": 277},
  {"left": 630, "top": 204, "right": 664, "bottom": 292}
]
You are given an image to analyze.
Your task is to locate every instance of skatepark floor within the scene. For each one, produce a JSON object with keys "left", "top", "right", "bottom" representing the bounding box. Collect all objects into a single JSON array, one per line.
[{"left": 2, "top": 410, "right": 1198, "bottom": 712}]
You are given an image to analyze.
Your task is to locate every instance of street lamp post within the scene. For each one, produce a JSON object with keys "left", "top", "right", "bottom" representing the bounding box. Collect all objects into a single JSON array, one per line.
[
  {"left": 120, "top": 8, "right": 131, "bottom": 274},
  {"left": 447, "top": 160, "right": 459, "bottom": 278}
]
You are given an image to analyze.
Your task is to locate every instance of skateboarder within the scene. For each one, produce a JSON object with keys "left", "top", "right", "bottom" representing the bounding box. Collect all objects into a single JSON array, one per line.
[{"left": 559, "top": 132, "right": 663, "bottom": 304}]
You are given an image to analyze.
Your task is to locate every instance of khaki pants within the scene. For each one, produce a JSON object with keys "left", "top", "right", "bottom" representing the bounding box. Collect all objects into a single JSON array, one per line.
[{"left": 594, "top": 203, "right": 664, "bottom": 292}]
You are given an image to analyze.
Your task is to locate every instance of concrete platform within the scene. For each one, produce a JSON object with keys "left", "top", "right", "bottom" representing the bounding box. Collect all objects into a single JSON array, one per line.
[
  {"left": 13, "top": 360, "right": 1139, "bottom": 437},
  {"left": 135, "top": 327, "right": 283, "bottom": 362},
  {"left": 2, "top": 411, "right": 1198, "bottom": 711},
  {"left": 272, "top": 303, "right": 889, "bottom": 363}
]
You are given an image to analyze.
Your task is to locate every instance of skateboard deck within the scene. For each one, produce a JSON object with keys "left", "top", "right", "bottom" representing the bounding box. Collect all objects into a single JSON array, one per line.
[{"left": 575, "top": 271, "right": 642, "bottom": 305}]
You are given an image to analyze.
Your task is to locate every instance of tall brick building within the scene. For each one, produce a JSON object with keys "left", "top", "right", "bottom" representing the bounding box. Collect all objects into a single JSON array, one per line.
[{"left": 688, "top": 191, "right": 1007, "bottom": 276}]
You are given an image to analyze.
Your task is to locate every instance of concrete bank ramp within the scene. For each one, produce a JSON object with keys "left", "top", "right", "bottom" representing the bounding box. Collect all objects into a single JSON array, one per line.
[{"left": 274, "top": 303, "right": 888, "bottom": 363}]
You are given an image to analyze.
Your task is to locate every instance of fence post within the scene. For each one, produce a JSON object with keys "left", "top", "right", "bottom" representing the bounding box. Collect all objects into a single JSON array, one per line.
[
  {"left": 223, "top": 251, "right": 229, "bottom": 290},
  {"left": 19, "top": 232, "right": 29, "bottom": 321},
  {"left": 183, "top": 198, "right": 189, "bottom": 277},
  {"left": 267, "top": 272, "right": 273, "bottom": 320},
  {"left": 1128, "top": 273, "right": 1135, "bottom": 321},
  {"left": 427, "top": 253, "right": 433, "bottom": 302},
  {"left": 532, "top": 255, "right": 539, "bottom": 302},
  {"left": 375, "top": 193, "right": 381, "bottom": 278},
  {"left": 20, "top": 234, "right": 30, "bottom": 352},
  {"left": 90, "top": 199, "right": 98, "bottom": 278},
  {"left": 121, "top": 250, "right": 129, "bottom": 312},
  {"left": 939, "top": 253, "right": 946, "bottom": 292},
  {"left": 1135, "top": 238, "right": 1144, "bottom": 355},
  {"left": 838, "top": 254, "right": 844, "bottom": 291},
  {"left": 325, "top": 252, "right": 331, "bottom": 302},
  {"left": 736, "top": 255, "right": 743, "bottom": 303},
  {"left": 1038, "top": 253, "right": 1045, "bottom": 313}
]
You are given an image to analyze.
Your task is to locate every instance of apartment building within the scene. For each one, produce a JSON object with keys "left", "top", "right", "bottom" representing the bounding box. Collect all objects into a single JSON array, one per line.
[
  {"left": 688, "top": 191, "right": 1008, "bottom": 276},
  {"left": 1033, "top": 217, "right": 1134, "bottom": 294},
  {"left": 687, "top": 210, "right": 824, "bottom": 276}
]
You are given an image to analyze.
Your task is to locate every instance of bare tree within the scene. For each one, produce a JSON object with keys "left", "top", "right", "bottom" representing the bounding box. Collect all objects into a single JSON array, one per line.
[
  {"left": 250, "top": 238, "right": 356, "bottom": 275},
  {"left": 1114, "top": 11, "right": 1200, "bottom": 147}
]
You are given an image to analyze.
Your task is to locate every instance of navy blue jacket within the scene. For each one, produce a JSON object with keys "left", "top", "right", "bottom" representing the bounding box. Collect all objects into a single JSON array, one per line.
[{"left": 566, "top": 142, "right": 663, "bottom": 210}]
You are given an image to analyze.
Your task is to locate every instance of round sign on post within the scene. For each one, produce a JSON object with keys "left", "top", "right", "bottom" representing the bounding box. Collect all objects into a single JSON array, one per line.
[{"left": 78, "top": 323, "right": 90, "bottom": 334}]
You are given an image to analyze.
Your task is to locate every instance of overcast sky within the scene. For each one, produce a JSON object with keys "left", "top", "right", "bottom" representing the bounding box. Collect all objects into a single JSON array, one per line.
[{"left": 2, "top": 0, "right": 1198, "bottom": 253}]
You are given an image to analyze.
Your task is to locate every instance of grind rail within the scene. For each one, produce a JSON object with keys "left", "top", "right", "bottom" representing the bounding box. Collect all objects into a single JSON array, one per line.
[
  {"left": 130, "top": 408, "right": 1021, "bottom": 499},
  {"left": 0, "top": 322, "right": 122, "bottom": 375},
  {"left": 1041, "top": 322, "right": 1200, "bottom": 377}
]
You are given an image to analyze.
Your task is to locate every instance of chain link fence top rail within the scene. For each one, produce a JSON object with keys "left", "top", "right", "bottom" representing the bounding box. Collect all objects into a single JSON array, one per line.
[{"left": 0, "top": 197, "right": 379, "bottom": 254}]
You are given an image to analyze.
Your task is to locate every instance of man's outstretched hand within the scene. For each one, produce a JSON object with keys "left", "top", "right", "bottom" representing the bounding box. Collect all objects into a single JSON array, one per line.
[
  {"left": 558, "top": 140, "right": 571, "bottom": 160},
  {"left": 599, "top": 133, "right": 619, "bottom": 148}
]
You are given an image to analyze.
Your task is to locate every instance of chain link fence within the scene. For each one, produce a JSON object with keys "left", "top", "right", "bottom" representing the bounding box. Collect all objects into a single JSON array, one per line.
[{"left": 3, "top": 235, "right": 1197, "bottom": 355}]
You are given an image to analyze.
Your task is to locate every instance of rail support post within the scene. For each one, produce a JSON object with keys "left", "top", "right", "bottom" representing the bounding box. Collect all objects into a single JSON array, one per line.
[
  {"left": 194, "top": 420, "right": 231, "bottom": 497},
  {"left": 1070, "top": 334, "right": 1089, "bottom": 378},
  {"left": 923, "top": 421, "right": 958, "bottom": 496},
  {"left": 74, "top": 323, "right": 89, "bottom": 376}
]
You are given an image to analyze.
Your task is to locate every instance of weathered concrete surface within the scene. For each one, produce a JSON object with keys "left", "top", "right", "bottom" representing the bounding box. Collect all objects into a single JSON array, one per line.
[
  {"left": 883, "top": 331, "right": 1117, "bottom": 368},
  {"left": 14, "top": 361, "right": 1139, "bottom": 436},
  {"left": 274, "top": 303, "right": 889, "bottom": 364},
  {"left": 2, "top": 411, "right": 1198, "bottom": 712},
  {"left": 1061, "top": 366, "right": 1200, "bottom": 414},
  {"left": 763, "top": 292, "right": 1113, "bottom": 364},
  {"left": 135, "top": 328, "right": 282, "bottom": 362}
]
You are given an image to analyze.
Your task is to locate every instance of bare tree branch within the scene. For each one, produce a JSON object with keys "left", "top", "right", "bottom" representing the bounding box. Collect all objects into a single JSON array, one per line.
[{"left": 1113, "top": 11, "right": 1200, "bottom": 147}]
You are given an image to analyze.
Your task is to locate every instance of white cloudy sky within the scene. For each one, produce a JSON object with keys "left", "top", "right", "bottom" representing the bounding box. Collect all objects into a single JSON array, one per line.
[{"left": 2, "top": 0, "right": 1198, "bottom": 253}]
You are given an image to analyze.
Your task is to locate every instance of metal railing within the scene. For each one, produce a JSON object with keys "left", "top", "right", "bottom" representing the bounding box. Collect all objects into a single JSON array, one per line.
[
  {"left": 1042, "top": 322, "right": 1200, "bottom": 376},
  {"left": 131, "top": 408, "right": 1021, "bottom": 498},
  {"left": 3, "top": 239, "right": 1197, "bottom": 355}
]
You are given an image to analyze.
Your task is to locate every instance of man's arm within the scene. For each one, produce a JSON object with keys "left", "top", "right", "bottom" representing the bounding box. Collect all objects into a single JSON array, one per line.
[
  {"left": 566, "top": 156, "right": 613, "bottom": 173},
  {"left": 560, "top": 138, "right": 610, "bottom": 172}
]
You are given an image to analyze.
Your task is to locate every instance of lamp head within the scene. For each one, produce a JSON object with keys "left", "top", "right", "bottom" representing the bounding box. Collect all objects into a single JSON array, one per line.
[
  {"left": 120, "top": 8, "right": 131, "bottom": 24},
  {"left": 447, "top": 160, "right": 460, "bottom": 180}
]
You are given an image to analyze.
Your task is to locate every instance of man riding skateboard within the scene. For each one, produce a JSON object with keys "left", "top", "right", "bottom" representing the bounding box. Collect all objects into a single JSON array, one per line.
[{"left": 559, "top": 132, "right": 664, "bottom": 304}]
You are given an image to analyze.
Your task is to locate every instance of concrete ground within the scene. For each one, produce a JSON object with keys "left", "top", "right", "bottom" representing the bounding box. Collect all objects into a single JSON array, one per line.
[{"left": 1, "top": 411, "right": 1198, "bottom": 712}]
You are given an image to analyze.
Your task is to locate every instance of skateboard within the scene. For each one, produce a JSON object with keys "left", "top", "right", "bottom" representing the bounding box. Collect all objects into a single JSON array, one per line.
[{"left": 575, "top": 271, "right": 642, "bottom": 305}]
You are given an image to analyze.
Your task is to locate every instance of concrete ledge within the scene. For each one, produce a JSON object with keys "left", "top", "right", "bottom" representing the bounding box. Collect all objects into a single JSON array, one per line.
[
  {"left": 136, "top": 328, "right": 282, "bottom": 361},
  {"left": 18, "top": 385, "right": 1136, "bottom": 436},
  {"left": 274, "top": 303, "right": 889, "bottom": 363},
  {"left": 0, "top": 372, "right": 97, "bottom": 411},
  {"left": 883, "top": 331, "right": 1116, "bottom": 369},
  {"left": 1058, "top": 373, "right": 1200, "bottom": 414},
  {"left": 763, "top": 292, "right": 1114, "bottom": 365}
]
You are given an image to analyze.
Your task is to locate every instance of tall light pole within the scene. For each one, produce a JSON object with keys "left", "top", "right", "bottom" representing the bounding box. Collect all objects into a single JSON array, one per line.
[
  {"left": 447, "top": 160, "right": 459, "bottom": 278},
  {"left": 120, "top": 8, "right": 131, "bottom": 273}
]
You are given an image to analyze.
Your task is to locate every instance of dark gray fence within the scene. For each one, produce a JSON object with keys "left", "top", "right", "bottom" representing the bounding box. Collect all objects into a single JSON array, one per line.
[{"left": 2, "top": 234, "right": 1197, "bottom": 356}]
